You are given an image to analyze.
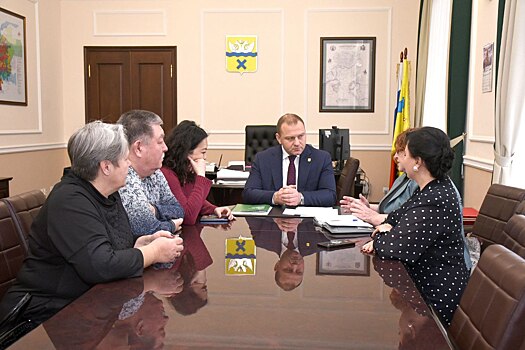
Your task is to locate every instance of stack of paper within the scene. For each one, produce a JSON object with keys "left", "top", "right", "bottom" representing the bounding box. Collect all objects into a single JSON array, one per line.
[
  {"left": 323, "top": 215, "right": 372, "bottom": 228},
  {"left": 215, "top": 168, "right": 249, "bottom": 185},
  {"left": 313, "top": 214, "right": 373, "bottom": 235},
  {"left": 283, "top": 206, "right": 338, "bottom": 218}
]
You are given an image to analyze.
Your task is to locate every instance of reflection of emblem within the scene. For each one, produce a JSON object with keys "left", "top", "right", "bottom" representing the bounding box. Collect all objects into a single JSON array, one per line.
[
  {"left": 228, "top": 258, "right": 253, "bottom": 272},
  {"left": 226, "top": 36, "right": 257, "bottom": 74},
  {"left": 225, "top": 236, "right": 256, "bottom": 275}
]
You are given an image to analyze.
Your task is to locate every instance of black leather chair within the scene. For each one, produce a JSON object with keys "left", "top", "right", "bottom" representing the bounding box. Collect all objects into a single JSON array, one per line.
[
  {"left": 449, "top": 244, "right": 525, "bottom": 350},
  {"left": 244, "top": 125, "right": 279, "bottom": 166},
  {"left": 3, "top": 190, "right": 46, "bottom": 255},
  {"left": 336, "top": 157, "right": 360, "bottom": 201}
]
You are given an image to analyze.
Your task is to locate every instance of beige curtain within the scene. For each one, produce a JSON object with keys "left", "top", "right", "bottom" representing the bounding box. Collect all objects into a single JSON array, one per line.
[
  {"left": 493, "top": 0, "right": 525, "bottom": 184},
  {"left": 415, "top": 0, "right": 453, "bottom": 131}
]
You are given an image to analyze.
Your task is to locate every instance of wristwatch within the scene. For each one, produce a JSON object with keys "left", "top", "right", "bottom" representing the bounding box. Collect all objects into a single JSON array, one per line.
[{"left": 300, "top": 194, "right": 305, "bottom": 205}]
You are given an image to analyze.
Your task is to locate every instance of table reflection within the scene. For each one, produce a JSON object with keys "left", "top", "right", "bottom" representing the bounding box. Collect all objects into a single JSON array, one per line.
[
  {"left": 373, "top": 257, "right": 450, "bottom": 350},
  {"left": 11, "top": 218, "right": 452, "bottom": 349},
  {"left": 42, "top": 224, "right": 212, "bottom": 349},
  {"left": 247, "top": 217, "right": 326, "bottom": 291}
]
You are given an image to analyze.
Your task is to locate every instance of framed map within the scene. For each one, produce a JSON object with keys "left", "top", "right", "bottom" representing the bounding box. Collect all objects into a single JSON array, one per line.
[
  {"left": 320, "top": 37, "right": 375, "bottom": 113},
  {"left": 0, "top": 7, "right": 27, "bottom": 105}
]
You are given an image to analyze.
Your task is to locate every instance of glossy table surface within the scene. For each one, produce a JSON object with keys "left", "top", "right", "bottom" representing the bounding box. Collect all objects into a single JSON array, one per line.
[{"left": 10, "top": 217, "right": 452, "bottom": 349}]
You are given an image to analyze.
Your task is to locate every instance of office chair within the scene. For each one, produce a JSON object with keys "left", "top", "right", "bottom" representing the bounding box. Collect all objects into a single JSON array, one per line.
[
  {"left": 244, "top": 125, "right": 279, "bottom": 166},
  {"left": 0, "top": 201, "right": 27, "bottom": 300},
  {"left": 496, "top": 201, "right": 525, "bottom": 258},
  {"left": 336, "top": 157, "right": 360, "bottom": 201},
  {"left": 3, "top": 190, "right": 47, "bottom": 254},
  {"left": 470, "top": 184, "right": 525, "bottom": 252},
  {"left": 449, "top": 244, "right": 525, "bottom": 350}
]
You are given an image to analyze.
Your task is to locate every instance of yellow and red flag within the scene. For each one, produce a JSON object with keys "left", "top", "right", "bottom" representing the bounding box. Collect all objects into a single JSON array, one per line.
[{"left": 389, "top": 54, "right": 411, "bottom": 187}]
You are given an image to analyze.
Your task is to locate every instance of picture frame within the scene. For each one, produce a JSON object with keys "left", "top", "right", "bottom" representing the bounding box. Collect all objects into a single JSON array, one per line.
[
  {"left": 482, "top": 42, "right": 494, "bottom": 93},
  {"left": 319, "top": 37, "right": 375, "bottom": 113},
  {"left": 0, "top": 7, "right": 27, "bottom": 105},
  {"left": 316, "top": 246, "right": 370, "bottom": 276}
]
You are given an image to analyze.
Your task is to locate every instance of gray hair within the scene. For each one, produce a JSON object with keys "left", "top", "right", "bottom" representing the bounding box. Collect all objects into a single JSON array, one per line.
[
  {"left": 117, "top": 109, "right": 163, "bottom": 145},
  {"left": 67, "top": 121, "right": 128, "bottom": 181}
]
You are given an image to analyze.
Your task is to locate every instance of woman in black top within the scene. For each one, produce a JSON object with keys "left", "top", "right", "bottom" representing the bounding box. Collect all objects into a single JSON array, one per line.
[
  {"left": 0, "top": 121, "right": 184, "bottom": 329},
  {"left": 362, "top": 127, "right": 469, "bottom": 326}
]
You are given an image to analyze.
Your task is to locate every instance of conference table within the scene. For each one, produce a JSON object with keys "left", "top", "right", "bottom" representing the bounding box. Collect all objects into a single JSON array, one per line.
[{"left": 9, "top": 217, "right": 453, "bottom": 349}]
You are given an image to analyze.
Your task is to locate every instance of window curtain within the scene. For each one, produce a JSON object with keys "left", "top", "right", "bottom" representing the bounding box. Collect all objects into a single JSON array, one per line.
[
  {"left": 414, "top": 0, "right": 431, "bottom": 128},
  {"left": 419, "top": 0, "right": 452, "bottom": 130},
  {"left": 415, "top": 0, "right": 471, "bottom": 192},
  {"left": 493, "top": 0, "right": 525, "bottom": 185}
]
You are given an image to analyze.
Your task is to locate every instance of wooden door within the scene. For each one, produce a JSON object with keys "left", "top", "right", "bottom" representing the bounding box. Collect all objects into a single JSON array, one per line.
[
  {"left": 84, "top": 47, "right": 177, "bottom": 132},
  {"left": 130, "top": 50, "right": 176, "bottom": 133},
  {"left": 84, "top": 50, "right": 131, "bottom": 123}
]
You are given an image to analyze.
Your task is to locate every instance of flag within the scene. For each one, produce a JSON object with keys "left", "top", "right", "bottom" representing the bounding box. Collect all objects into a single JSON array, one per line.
[{"left": 389, "top": 56, "right": 411, "bottom": 187}]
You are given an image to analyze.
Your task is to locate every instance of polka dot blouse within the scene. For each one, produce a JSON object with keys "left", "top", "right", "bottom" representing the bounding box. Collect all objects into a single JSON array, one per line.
[{"left": 374, "top": 176, "right": 469, "bottom": 326}]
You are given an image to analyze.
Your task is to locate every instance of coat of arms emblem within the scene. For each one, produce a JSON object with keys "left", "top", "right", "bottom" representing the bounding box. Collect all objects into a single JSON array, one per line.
[{"left": 226, "top": 35, "right": 257, "bottom": 74}]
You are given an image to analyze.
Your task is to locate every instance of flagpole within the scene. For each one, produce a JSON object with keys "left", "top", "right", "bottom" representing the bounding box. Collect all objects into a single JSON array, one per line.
[{"left": 389, "top": 48, "right": 411, "bottom": 188}]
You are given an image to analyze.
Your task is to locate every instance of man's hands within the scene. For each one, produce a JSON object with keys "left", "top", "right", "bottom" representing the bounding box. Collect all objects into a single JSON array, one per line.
[
  {"left": 273, "top": 217, "right": 302, "bottom": 232},
  {"left": 273, "top": 185, "right": 302, "bottom": 206}
]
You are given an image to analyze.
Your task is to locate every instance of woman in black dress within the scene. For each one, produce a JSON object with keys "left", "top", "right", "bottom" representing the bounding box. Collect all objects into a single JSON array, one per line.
[{"left": 361, "top": 127, "right": 469, "bottom": 326}]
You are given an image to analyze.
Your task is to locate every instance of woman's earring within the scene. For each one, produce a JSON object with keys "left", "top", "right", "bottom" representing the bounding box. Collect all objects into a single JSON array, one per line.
[{"left": 413, "top": 165, "right": 419, "bottom": 172}]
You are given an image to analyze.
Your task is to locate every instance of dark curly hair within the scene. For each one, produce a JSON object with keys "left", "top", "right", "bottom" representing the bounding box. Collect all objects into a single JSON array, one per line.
[
  {"left": 405, "top": 127, "right": 454, "bottom": 180},
  {"left": 163, "top": 120, "right": 208, "bottom": 184}
]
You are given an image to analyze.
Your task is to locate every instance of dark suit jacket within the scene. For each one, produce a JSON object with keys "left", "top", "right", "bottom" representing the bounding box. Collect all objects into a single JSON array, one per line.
[
  {"left": 247, "top": 217, "right": 326, "bottom": 257},
  {"left": 243, "top": 144, "right": 336, "bottom": 206}
]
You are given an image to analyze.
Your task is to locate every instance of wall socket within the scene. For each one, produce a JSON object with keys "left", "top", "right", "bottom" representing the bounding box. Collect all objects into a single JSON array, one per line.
[{"left": 382, "top": 187, "right": 389, "bottom": 195}]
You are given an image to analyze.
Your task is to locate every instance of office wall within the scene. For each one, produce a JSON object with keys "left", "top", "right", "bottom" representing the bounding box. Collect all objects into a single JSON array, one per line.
[
  {"left": 0, "top": 0, "right": 499, "bottom": 207},
  {"left": 0, "top": 0, "right": 68, "bottom": 194},
  {"left": 57, "top": 0, "right": 419, "bottom": 202}
]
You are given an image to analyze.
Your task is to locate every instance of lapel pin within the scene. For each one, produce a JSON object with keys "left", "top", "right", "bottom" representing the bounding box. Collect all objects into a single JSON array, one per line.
[{"left": 307, "top": 158, "right": 311, "bottom": 163}]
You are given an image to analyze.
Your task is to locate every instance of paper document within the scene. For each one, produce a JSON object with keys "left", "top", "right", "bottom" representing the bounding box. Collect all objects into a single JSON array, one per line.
[
  {"left": 323, "top": 215, "right": 372, "bottom": 227},
  {"left": 283, "top": 207, "right": 338, "bottom": 218},
  {"left": 216, "top": 180, "right": 246, "bottom": 185},
  {"left": 216, "top": 168, "right": 250, "bottom": 180}
]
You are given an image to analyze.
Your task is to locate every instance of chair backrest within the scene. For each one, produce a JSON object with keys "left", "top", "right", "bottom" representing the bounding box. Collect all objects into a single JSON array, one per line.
[
  {"left": 244, "top": 125, "right": 279, "bottom": 165},
  {"left": 336, "top": 157, "right": 360, "bottom": 201},
  {"left": 3, "top": 190, "right": 46, "bottom": 254},
  {"left": 449, "top": 244, "right": 525, "bottom": 350},
  {"left": 0, "top": 201, "right": 26, "bottom": 300},
  {"left": 471, "top": 184, "right": 525, "bottom": 250},
  {"left": 497, "top": 201, "right": 525, "bottom": 258}
]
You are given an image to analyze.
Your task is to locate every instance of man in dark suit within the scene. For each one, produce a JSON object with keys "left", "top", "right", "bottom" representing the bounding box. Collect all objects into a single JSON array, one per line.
[{"left": 243, "top": 113, "right": 336, "bottom": 207}]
